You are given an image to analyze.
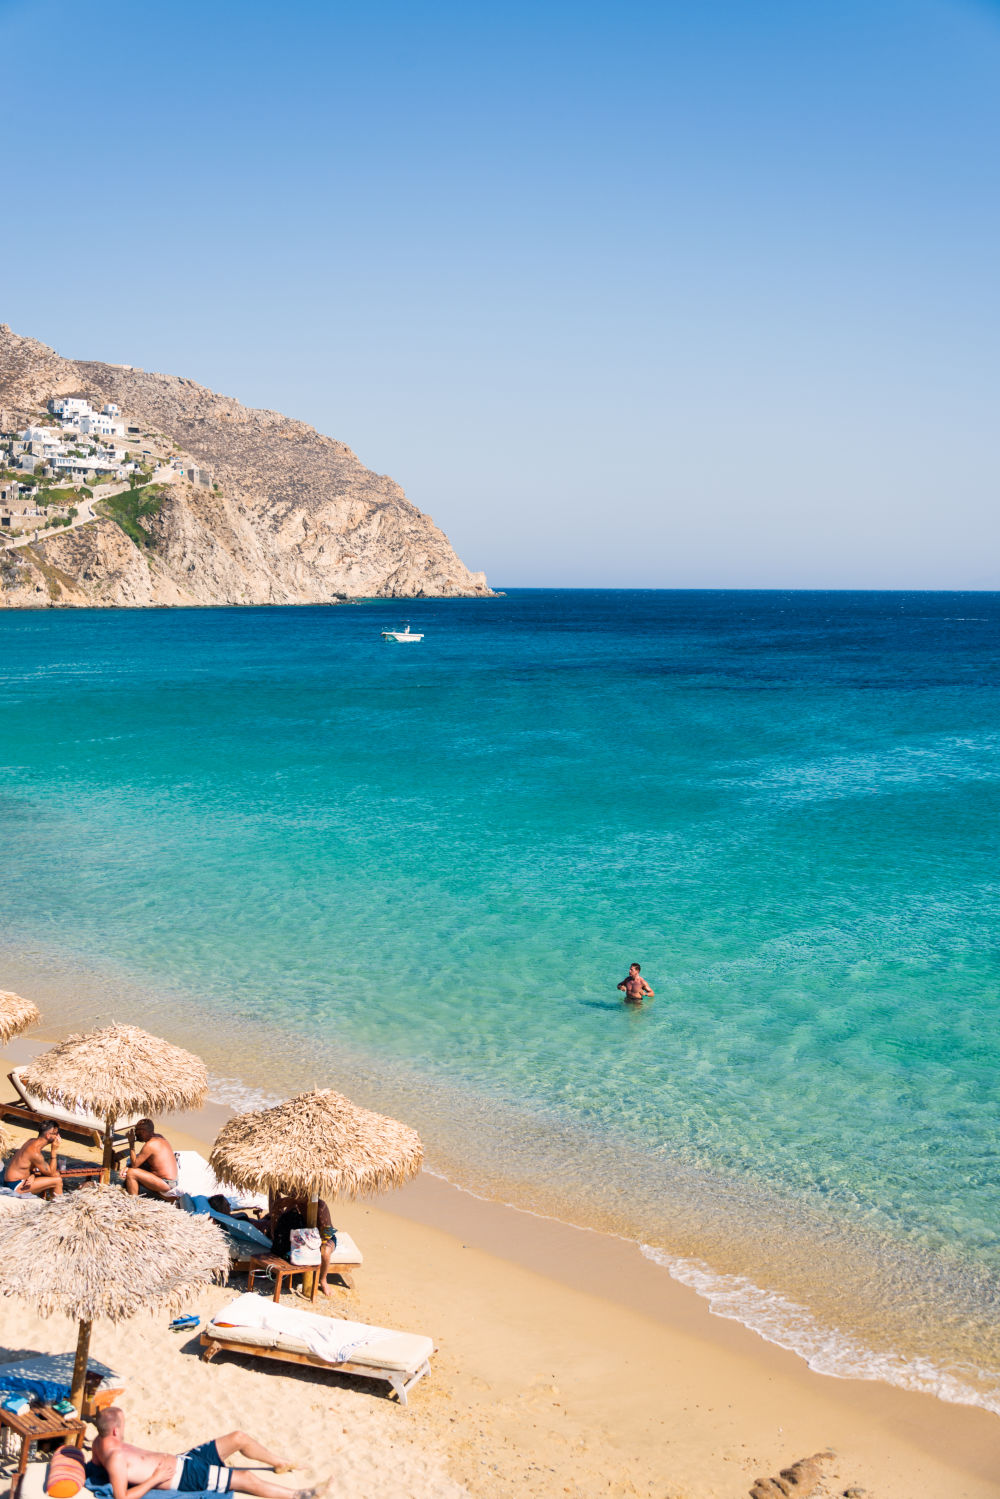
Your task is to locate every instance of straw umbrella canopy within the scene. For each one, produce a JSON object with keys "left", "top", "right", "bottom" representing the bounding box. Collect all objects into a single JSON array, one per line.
[
  {"left": 0, "top": 990, "right": 41, "bottom": 1045},
  {"left": 19, "top": 1023, "right": 208, "bottom": 1180},
  {"left": 209, "top": 1087, "right": 423, "bottom": 1202},
  {"left": 0, "top": 1184, "right": 229, "bottom": 1412},
  {"left": 0, "top": 993, "right": 42, "bottom": 1156}
]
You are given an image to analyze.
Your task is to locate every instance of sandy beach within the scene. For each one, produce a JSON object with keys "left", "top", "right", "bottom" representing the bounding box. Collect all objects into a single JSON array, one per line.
[{"left": 1, "top": 1038, "right": 998, "bottom": 1499}]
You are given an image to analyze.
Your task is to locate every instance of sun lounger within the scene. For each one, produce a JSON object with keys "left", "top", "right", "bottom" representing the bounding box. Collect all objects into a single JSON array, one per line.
[
  {"left": 200, "top": 1294, "right": 433, "bottom": 1404},
  {"left": 171, "top": 1151, "right": 268, "bottom": 1212},
  {"left": 0, "top": 1189, "right": 41, "bottom": 1216},
  {"left": 178, "top": 1193, "right": 273, "bottom": 1274},
  {"left": 0, "top": 1069, "right": 142, "bottom": 1148}
]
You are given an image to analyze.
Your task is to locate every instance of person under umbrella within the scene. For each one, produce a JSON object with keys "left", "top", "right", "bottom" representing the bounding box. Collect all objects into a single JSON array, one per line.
[{"left": 209, "top": 1087, "right": 422, "bottom": 1297}]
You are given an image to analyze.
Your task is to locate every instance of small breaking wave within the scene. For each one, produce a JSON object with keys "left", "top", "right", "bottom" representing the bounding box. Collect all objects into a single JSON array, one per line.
[
  {"left": 206, "top": 1072, "right": 284, "bottom": 1113},
  {"left": 640, "top": 1245, "right": 1000, "bottom": 1416}
]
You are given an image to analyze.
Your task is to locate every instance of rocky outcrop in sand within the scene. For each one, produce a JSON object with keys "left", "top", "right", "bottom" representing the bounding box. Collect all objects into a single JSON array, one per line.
[
  {"left": 0, "top": 325, "right": 491, "bottom": 608},
  {"left": 749, "top": 1451, "right": 835, "bottom": 1498}
]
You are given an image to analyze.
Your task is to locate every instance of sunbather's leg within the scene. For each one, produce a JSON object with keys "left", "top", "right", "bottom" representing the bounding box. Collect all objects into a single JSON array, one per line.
[
  {"left": 227, "top": 1472, "right": 329, "bottom": 1499},
  {"left": 16, "top": 1174, "right": 62, "bottom": 1196},
  {"left": 214, "top": 1429, "right": 290, "bottom": 1469},
  {"left": 124, "top": 1166, "right": 175, "bottom": 1197},
  {"left": 317, "top": 1240, "right": 335, "bottom": 1296}
]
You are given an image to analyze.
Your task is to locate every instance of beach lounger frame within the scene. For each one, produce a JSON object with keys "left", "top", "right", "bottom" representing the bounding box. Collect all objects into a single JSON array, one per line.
[
  {"left": 198, "top": 1330, "right": 432, "bottom": 1406},
  {"left": 1, "top": 1071, "right": 103, "bottom": 1148},
  {"left": 0, "top": 1070, "right": 136, "bottom": 1155}
]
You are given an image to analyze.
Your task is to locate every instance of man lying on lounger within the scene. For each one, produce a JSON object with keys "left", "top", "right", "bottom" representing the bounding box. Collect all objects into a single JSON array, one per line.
[
  {"left": 3, "top": 1122, "right": 63, "bottom": 1196},
  {"left": 92, "top": 1407, "right": 328, "bottom": 1499},
  {"left": 123, "top": 1120, "right": 177, "bottom": 1198}
]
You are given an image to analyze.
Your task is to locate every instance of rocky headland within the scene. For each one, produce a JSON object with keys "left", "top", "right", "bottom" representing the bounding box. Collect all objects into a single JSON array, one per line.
[{"left": 0, "top": 325, "right": 490, "bottom": 607}]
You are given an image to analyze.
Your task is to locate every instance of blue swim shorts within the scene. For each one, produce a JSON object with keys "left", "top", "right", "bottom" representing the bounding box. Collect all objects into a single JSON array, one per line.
[{"left": 175, "top": 1439, "right": 233, "bottom": 1493}]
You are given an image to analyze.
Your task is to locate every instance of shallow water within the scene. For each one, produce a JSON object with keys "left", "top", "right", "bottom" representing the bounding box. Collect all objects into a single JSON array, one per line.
[{"left": 2, "top": 590, "right": 999, "bottom": 1409}]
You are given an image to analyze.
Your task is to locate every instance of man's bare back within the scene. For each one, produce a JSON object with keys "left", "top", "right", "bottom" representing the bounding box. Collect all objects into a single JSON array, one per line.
[{"left": 123, "top": 1120, "right": 177, "bottom": 1198}]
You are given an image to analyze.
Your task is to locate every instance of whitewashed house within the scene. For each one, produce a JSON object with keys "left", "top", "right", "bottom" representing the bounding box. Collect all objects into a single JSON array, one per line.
[
  {"left": 79, "top": 411, "right": 124, "bottom": 437},
  {"left": 50, "top": 397, "right": 91, "bottom": 421},
  {"left": 49, "top": 397, "right": 124, "bottom": 437},
  {"left": 53, "top": 453, "right": 122, "bottom": 480}
]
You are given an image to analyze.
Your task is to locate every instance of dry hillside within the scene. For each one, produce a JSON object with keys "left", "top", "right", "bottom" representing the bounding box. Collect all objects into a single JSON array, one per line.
[{"left": 0, "top": 326, "right": 491, "bottom": 607}]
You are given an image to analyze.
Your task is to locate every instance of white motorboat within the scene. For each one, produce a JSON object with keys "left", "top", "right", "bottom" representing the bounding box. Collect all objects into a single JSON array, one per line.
[{"left": 381, "top": 621, "right": 424, "bottom": 643}]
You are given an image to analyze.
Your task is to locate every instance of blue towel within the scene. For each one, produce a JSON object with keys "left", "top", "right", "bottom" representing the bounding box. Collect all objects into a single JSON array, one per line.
[
  {"left": 181, "top": 1194, "right": 272, "bottom": 1252},
  {"left": 0, "top": 1352, "right": 112, "bottom": 1405},
  {"left": 86, "top": 1468, "right": 217, "bottom": 1499}
]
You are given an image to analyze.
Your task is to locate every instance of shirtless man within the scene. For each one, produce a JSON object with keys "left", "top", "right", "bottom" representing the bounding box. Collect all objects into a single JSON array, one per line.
[
  {"left": 3, "top": 1122, "right": 63, "bottom": 1195},
  {"left": 617, "top": 962, "right": 654, "bottom": 1004},
  {"left": 123, "top": 1120, "right": 177, "bottom": 1198},
  {"left": 92, "top": 1407, "right": 325, "bottom": 1499}
]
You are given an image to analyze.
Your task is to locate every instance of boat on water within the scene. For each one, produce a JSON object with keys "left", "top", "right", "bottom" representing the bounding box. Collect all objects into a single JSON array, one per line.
[{"left": 381, "top": 621, "right": 424, "bottom": 643}]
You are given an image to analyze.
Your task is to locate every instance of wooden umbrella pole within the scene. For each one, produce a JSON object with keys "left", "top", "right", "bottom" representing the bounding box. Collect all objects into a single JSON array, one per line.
[
  {"left": 305, "top": 1190, "right": 319, "bottom": 1299},
  {"left": 69, "top": 1318, "right": 92, "bottom": 1415},
  {"left": 100, "top": 1116, "right": 115, "bottom": 1185}
]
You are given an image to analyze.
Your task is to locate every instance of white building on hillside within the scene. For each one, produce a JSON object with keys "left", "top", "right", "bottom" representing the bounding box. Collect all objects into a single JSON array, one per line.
[
  {"left": 21, "top": 426, "right": 64, "bottom": 457},
  {"left": 79, "top": 411, "right": 124, "bottom": 436},
  {"left": 50, "top": 397, "right": 91, "bottom": 420},
  {"left": 49, "top": 397, "right": 124, "bottom": 437},
  {"left": 52, "top": 453, "right": 125, "bottom": 479}
]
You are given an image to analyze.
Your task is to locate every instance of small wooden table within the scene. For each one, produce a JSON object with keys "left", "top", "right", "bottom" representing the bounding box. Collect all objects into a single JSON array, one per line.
[
  {"left": 247, "top": 1253, "right": 320, "bottom": 1303},
  {"left": 0, "top": 1404, "right": 86, "bottom": 1498}
]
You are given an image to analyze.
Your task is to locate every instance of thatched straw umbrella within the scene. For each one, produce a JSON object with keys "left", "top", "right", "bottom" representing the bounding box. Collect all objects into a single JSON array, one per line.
[
  {"left": 210, "top": 1089, "right": 422, "bottom": 1292},
  {"left": 0, "top": 1184, "right": 229, "bottom": 1412},
  {"left": 0, "top": 990, "right": 41, "bottom": 1045},
  {"left": 19, "top": 1023, "right": 208, "bottom": 1181},
  {"left": 0, "top": 993, "right": 41, "bottom": 1159}
]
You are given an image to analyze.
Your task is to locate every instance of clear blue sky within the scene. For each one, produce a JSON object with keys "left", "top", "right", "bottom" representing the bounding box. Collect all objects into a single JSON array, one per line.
[{"left": 2, "top": 0, "right": 999, "bottom": 586}]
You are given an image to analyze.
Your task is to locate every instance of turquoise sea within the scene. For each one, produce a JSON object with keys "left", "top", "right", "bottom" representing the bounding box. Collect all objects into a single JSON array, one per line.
[{"left": 1, "top": 590, "right": 999, "bottom": 1410}]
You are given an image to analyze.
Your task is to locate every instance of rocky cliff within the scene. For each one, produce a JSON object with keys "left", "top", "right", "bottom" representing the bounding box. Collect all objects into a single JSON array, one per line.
[{"left": 0, "top": 326, "right": 491, "bottom": 607}]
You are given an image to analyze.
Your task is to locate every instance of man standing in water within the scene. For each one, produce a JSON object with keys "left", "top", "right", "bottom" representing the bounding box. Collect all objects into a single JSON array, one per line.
[{"left": 618, "top": 962, "right": 654, "bottom": 1004}]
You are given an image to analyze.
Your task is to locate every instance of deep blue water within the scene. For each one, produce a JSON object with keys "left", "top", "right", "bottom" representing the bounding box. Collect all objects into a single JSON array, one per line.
[{"left": 1, "top": 590, "right": 999, "bottom": 1407}]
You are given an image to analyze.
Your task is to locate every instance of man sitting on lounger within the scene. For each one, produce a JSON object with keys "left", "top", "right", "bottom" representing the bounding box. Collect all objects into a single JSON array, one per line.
[
  {"left": 123, "top": 1120, "right": 177, "bottom": 1198},
  {"left": 3, "top": 1122, "right": 63, "bottom": 1196},
  {"left": 93, "top": 1407, "right": 327, "bottom": 1499}
]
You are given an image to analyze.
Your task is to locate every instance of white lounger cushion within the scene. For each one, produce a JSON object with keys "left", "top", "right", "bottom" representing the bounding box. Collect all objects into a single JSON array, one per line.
[
  {"left": 326, "top": 1230, "right": 363, "bottom": 1265},
  {"left": 11, "top": 1067, "right": 142, "bottom": 1133},
  {"left": 209, "top": 1294, "right": 431, "bottom": 1373},
  {"left": 208, "top": 1321, "right": 431, "bottom": 1373},
  {"left": 173, "top": 1150, "right": 269, "bottom": 1212}
]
